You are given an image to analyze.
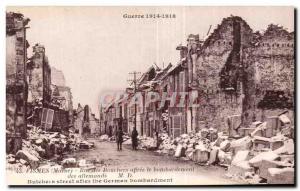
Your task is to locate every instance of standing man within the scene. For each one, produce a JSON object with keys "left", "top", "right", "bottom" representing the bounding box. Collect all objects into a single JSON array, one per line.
[
  {"left": 131, "top": 128, "right": 138, "bottom": 150},
  {"left": 116, "top": 127, "right": 124, "bottom": 151}
]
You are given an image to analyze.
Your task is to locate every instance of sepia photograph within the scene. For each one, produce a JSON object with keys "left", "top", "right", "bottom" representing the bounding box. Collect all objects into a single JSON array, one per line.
[{"left": 5, "top": 6, "right": 295, "bottom": 186}]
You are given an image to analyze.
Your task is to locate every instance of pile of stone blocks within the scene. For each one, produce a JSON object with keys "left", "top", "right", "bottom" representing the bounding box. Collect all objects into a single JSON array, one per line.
[{"left": 6, "top": 127, "right": 95, "bottom": 171}]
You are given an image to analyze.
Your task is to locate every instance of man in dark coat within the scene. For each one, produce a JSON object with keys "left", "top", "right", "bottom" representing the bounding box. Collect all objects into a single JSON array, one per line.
[
  {"left": 116, "top": 127, "right": 124, "bottom": 151},
  {"left": 131, "top": 128, "right": 138, "bottom": 150}
]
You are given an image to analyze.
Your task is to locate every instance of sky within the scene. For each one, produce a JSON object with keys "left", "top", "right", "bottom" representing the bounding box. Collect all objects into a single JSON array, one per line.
[{"left": 7, "top": 6, "right": 294, "bottom": 116}]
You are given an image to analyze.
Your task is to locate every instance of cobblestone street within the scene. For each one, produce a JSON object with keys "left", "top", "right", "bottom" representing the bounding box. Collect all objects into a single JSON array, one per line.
[{"left": 65, "top": 139, "right": 244, "bottom": 185}]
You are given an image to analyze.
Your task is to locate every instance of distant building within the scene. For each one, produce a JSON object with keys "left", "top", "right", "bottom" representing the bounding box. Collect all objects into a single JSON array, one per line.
[
  {"left": 52, "top": 86, "right": 74, "bottom": 129},
  {"left": 51, "top": 67, "right": 66, "bottom": 87},
  {"left": 74, "top": 103, "right": 84, "bottom": 135},
  {"left": 73, "top": 104, "right": 99, "bottom": 137},
  {"left": 56, "top": 86, "right": 73, "bottom": 111},
  {"left": 90, "top": 114, "right": 100, "bottom": 135},
  {"left": 51, "top": 66, "right": 74, "bottom": 130}
]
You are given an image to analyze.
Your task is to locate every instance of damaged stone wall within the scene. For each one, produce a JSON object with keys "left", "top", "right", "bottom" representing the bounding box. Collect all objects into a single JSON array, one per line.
[
  {"left": 56, "top": 86, "right": 74, "bottom": 127},
  {"left": 74, "top": 104, "right": 84, "bottom": 135},
  {"left": 52, "top": 110, "right": 70, "bottom": 134},
  {"left": 242, "top": 24, "right": 294, "bottom": 125},
  {"left": 6, "top": 12, "right": 30, "bottom": 153},
  {"left": 27, "top": 43, "right": 51, "bottom": 107},
  {"left": 194, "top": 16, "right": 254, "bottom": 131}
]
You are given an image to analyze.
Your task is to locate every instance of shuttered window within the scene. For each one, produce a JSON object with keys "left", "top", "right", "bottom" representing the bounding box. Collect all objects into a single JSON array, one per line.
[{"left": 41, "top": 108, "right": 54, "bottom": 130}]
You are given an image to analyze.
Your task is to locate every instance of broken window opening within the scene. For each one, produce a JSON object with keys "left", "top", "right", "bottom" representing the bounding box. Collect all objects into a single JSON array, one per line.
[{"left": 257, "top": 90, "right": 293, "bottom": 110}]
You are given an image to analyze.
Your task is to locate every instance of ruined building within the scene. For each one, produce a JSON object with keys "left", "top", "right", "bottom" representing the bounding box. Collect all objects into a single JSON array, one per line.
[
  {"left": 190, "top": 16, "right": 254, "bottom": 133},
  {"left": 51, "top": 66, "right": 74, "bottom": 131},
  {"left": 26, "top": 43, "right": 52, "bottom": 127},
  {"left": 90, "top": 114, "right": 100, "bottom": 135},
  {"left": 100, "top": 16, "right": 294, "bottom": 139},
  {"left": 242, "top": 24, "right": 294, "bottom": 136},
  {"left": 74, "top": 104, "right": 98, "bottom": 137},
  {"left": 55, "top": 86, "right": 73, "bottom": 122},
  {"left": 27, "top": 43, "right": 52, "bottom": 107},
  {"left": 74, "top": 103, "right": 84, "bottom": 134},
  {"left": 51, "top": 67, "right": 66, "bottom": 87},
  {"left": 6, "top": 12, "right": 30, "bottom": 153},
  {"left": 192, "top": 16, "right": 294, "bottom": 136}
]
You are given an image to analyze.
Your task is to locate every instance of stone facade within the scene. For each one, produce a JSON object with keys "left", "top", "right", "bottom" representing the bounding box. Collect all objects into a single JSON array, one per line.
[
  {"left": 242, "top": 24, "right": 294, "bottom": 128},
  {"left": 27, "top": 43, "right": 51, "bottom": 107},
  {"left": 56, "top": 86, "right": 73, "bottom": 111},
  {"left": 192, "top": 16, "right": 255, "bottom": 132},
  {"left": 6, "top": 12, "right": 30, "bottom": 152},
  {"left": 90, "top": 114, "right": 100, "bottom": 135},
  {"left": 74, "top": 104, "right": 99, "bottom": 137},
  {"left": 74, "top": 103, "right": 84, "bottom": 134},
  {"left": 191, "top": 16, "right": 294, "bottom": 134},
  {"left": 159, "top": 64, "right": 186, "bottom": 138}
]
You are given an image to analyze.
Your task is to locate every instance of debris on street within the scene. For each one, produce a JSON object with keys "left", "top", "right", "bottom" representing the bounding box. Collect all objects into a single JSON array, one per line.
[
  {"left": 118, "top": 116, "right": 294, "bottom": 184},
  {"left": 6, "top": 127, "right": 95, "bottom": 171}
]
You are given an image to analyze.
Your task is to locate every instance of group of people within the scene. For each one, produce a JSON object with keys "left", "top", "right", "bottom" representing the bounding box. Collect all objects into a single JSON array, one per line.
[{"left": 115, "top": 127, "right": 138, "bottom": 151}]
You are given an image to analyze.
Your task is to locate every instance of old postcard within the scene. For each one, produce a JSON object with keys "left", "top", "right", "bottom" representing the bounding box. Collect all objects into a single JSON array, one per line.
[{"left": 6, "top": 6, "right": 295, "bottom": 186}]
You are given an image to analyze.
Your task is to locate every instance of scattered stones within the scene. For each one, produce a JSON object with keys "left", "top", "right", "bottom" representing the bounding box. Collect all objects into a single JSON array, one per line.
[
  {"left": 220, "top": 140, "right": 231, "bottom": 152},
  {"left": 231, "top": 150, "right": 250, "bottom": 166},
  {"left": 16, "top": 150, "right": 40, "bottom": 169},
  {"left": 230, "top": 136, "right": 252, "bottom": 153},
  {"left": 274, "top": 139, "right": 294, "bottom": 155},
  {"left": 193, "top": 150, "right": 209, "bottom": 163},
  {"left": 7, "top": 157, "right": 16, "bottom": 164},
  {"left": 99, "top": 134, "right": 109, "bottom": 142},
  {"left": 218, "top": 150, "right": 232, "bottom": 165},
  {"left": 78, "top": 159, "right": 87, "bottom": 167},
  {"left": 7, "top": 127, "right": 95, "bottom": 172},
  {"left": 228, "top": 161, "right": 254, "bottom": 177},
  {"left": 255, "top": 160, "right": 292, "bottom": 180},
  {"left": 61, "top": 158, "right": 77, "bottom": 168},
  {"left": 174, "top": 144, "right": 184, "bottom": 157},
  {"left": 267, "top": 167, "right": 294, "bottom": 184},
  {"left": 79, "top": 141, "right": 95, "bottom": 149},
  {"left": 19, "top": 159, "right": 28, "bottom": 165},
  {"left": 6, "top": 114, "right": 294, "bottom": 185},
  {"left": 249, "top": 151, "right": 279, "bottom": 166},
  {"left": 208, "top": 148, "right": 219, "bottom": 165},
  {"left": 138, "top": 136, "right": 157, "bottom": 150},
  {"left": 123, "top": 138, "right": 132, "bottom": 145},
  {"left": 137, "top": 117, "right": 294, "bottom": 184}
]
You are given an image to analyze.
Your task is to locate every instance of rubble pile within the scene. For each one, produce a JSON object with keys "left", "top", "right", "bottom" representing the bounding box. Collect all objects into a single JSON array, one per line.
[
  {"left": 157, "top": 133, "right": 174, "bottom": 154},
  {"left": 134, "top": 129, "right": 217, "bottom": 158},
  {"left": 106, "top": 134, "right": 130, "bottom": 143},
  {"left": 123, "top": 134, "right": 130, "bottom": 142},
  {"left": 137, "top": 136, "right": 157, "bottom": 150},
  {"left": 99, "top": 134, "right": 109, "bottom": 142},
  {"left": 6, "top": 127, "right": 95, "bottom": 170},
  {"left": 60, "top": 158, "right": 96, "bottom": 170},
  {"left": 136, "top": 115, "right": 294, "bottom": 184},
  {"left": 123, "top": 138, "right": 132, "bottom": 145},
  {"left": 156, "top": 129, "right": 217, "bottom": 160},
  {"left": 224, "top": 119, "right": 294, "bottom": 184}
]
